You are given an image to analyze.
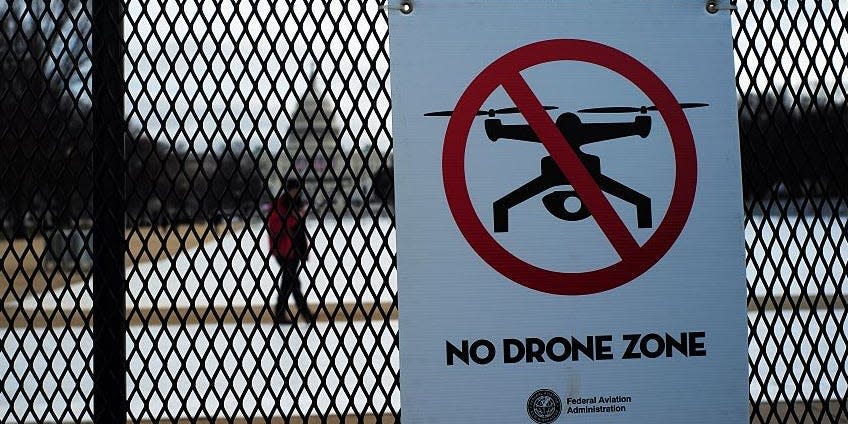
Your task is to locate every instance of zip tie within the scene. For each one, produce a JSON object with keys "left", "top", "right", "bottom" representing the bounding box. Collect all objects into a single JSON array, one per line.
[{"left": 707, "top": 0, "right": 737, "bottom": 14}]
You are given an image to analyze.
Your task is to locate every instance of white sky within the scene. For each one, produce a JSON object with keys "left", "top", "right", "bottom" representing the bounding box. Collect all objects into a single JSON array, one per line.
[
  {"left": 124, "top": 0, "right": 391, "bottom": 153},
  {"left": 7, "top": 1, "right": 845, "bottom": 151},
  {"left": 733, "top": 1, "right": 847, "bottom": 106}
]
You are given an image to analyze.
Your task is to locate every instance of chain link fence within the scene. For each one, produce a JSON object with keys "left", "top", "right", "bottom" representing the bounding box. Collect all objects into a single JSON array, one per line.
[
  {"left": 0, "top": 1, "right": 845, "bottom": 423},
  {"left": 736, "top": 2, "right": 848, "bottom": 422}
]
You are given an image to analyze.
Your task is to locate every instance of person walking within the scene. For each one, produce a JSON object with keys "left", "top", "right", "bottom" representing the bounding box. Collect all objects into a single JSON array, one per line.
[{"left": 268, "top": 179, "right": 315, "bottom": 324}]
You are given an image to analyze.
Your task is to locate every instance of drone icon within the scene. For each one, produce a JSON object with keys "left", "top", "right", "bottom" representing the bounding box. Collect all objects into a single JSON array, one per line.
[{"left": 425, "top": 102, "right": 708, "bottom": 232}]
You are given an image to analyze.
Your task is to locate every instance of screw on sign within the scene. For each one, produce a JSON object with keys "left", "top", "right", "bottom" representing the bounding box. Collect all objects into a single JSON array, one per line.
[{"left": 427, "top": 39, "right": 703, "bottom": 295}]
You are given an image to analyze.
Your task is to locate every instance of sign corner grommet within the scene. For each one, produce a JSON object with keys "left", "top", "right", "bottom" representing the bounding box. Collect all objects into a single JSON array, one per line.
[{"left": 383, "top": 0, "right": 414, "bottom": 15}]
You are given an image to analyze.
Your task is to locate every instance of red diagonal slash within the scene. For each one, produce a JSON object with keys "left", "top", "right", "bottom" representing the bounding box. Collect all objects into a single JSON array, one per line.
[{"left": 501, "top": 74, "right": 640, "bottom": 260}]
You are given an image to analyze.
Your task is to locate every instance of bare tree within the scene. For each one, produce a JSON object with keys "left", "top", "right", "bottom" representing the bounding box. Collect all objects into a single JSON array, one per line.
[
  {"left": 740, "top": 91, "right": 848, "bottom": 202},
  {"left": 0, "top": 1, "right": 91, "bottom": 235}
]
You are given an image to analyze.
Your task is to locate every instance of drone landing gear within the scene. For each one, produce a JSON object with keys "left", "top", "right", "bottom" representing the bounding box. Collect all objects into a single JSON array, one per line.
[
  {"left": 493, "top": 175, "right": 557, "bottom": 232},
  {"left": 493, "top": 171, "right": 652, "bottom": 232},
  {"left": 595, "top": 174, "right": 652, "bottom": 229}
]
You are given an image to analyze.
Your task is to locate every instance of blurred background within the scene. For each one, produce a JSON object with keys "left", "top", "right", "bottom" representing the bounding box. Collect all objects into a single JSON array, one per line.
[{"left": 0, "top": 1, "right": 846, "bottom": 423}]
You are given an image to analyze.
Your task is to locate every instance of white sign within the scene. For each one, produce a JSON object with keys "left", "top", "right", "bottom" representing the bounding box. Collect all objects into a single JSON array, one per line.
[{"left": 390, "top": 1, "right": 747, "bottom": 423}]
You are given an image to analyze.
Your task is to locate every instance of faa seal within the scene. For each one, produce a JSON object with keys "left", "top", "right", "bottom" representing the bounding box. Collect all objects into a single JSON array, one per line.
[{"left": 526, "top": 389, "right": 562, "bottom": 423}]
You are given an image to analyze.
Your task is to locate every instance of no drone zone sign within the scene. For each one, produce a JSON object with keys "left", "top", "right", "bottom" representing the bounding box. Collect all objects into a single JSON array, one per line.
[{"left": 390, "top": 1, "right": 747, "bottom": 423}]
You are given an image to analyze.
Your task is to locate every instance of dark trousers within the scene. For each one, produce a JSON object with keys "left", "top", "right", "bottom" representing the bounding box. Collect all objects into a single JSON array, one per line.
[{"left": 274, "top": 259, "right": 314, "bottom": 322}]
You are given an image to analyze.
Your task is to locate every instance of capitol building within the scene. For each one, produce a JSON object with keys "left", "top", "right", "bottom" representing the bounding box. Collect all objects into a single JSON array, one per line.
[{"left": 262, "top": 67, "right": 386, "bottom": 215}]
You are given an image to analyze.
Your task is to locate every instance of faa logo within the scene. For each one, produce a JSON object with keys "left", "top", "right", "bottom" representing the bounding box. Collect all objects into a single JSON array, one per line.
[{"left": 527, "top": 389, "right": 562, "bottom": 423}]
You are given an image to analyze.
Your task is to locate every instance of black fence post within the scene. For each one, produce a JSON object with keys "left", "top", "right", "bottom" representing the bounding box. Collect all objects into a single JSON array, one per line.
[{"left": 91, "top": 0, "right": 126, "bottom": 421}]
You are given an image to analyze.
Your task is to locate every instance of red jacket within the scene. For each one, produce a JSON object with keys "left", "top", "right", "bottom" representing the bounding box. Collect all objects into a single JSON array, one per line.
[{"left": 268, "top": 196, "right": 307, "bottom": 261}]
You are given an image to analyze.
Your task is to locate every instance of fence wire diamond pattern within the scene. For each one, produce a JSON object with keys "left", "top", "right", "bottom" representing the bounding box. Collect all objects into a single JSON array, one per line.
[{"left": 0, "top": 1, "right": 846, "bottom": 423}]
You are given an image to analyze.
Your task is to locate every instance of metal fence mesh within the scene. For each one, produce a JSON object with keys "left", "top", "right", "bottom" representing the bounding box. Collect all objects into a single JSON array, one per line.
[
  {"left": 0, "top": 1, "right": 96, "bottom": 423},
  {"left": 735, "top": 2, "right": 848, "bottom": 423},
  {"left": 0, "top": 1, "right": 845, "bottom": 423}
]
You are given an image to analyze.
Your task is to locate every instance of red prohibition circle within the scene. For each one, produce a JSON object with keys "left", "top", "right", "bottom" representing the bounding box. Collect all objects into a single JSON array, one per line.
[{"left": 442, "top": 39, "right": 697, "bottom": 295}]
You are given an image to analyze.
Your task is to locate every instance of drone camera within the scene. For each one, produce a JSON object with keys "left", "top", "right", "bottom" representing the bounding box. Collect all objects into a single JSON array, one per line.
[{"left": 543, "top": 191, "right": 591, "bottom": 222}]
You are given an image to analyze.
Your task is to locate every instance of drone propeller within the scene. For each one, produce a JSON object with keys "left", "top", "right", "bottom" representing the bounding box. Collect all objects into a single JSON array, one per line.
[
  {"left": 578, "top": 103, "right": 709, "bottom": 114},
  {"left": 424, "top": 106, "right": 558, "bottom": 117}
]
